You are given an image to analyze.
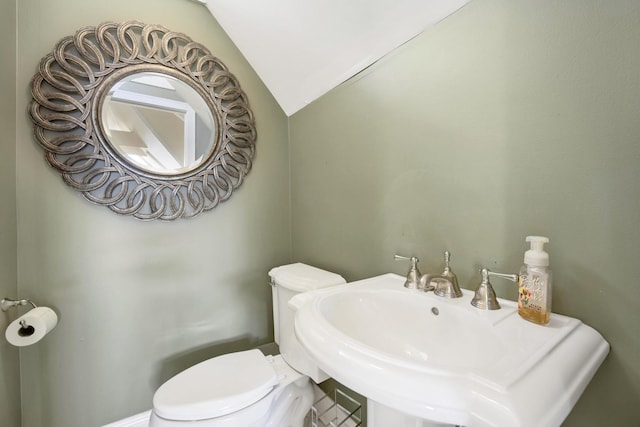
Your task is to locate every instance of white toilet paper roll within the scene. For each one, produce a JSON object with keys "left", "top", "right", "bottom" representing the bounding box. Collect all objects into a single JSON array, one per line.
[{"left": 5, "top": 306, "right": 58, "bottom": 347}]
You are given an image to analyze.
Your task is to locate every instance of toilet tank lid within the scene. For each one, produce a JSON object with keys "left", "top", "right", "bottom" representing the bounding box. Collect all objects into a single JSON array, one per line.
[
  {"left": 269, "top": 263, "right": 346, "bottom": 292},
  {"left": 152, "top": 349, "right": 278, "bottom": 421}
]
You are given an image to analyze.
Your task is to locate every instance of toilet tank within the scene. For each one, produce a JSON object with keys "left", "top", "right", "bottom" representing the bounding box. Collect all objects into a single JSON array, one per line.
[{"left": 269, "top": 263, "right": 346, "bottom": 383}]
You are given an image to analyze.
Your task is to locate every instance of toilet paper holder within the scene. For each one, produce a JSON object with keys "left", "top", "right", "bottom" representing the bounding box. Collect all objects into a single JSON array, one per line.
[
  {"left": 2, "top": 298, "right": 39, "bottom": 335},
  {"left": 1, "top": 297, "right": 37, "bottom": 312}
]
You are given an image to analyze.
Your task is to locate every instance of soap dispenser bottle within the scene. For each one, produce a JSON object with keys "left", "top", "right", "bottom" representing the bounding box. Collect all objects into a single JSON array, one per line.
[{"left": 518, "top": 236, "right": 552, "bottom": 325}]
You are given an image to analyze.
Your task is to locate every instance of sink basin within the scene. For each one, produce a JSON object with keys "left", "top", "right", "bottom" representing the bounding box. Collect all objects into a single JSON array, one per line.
[
  {"left": 291, "top": 273, "right": 609, "bottom": 427},
  {"left": 317, "top": 286, "right": 505, "bottom": 369}
]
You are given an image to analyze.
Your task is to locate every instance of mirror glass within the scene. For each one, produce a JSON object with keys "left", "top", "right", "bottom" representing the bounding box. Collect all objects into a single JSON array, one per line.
[{"left": 101, "top": 72, "right": 216, "bottom": 175}]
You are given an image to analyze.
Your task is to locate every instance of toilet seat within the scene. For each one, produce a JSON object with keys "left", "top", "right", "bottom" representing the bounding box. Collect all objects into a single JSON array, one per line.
[{"left": 153, "top": 349, "right": 279, "bottom": 421}]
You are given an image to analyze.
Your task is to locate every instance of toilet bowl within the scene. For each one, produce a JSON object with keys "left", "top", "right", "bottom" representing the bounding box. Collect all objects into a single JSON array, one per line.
[
  {"left": 145, "top": 263, "right": 346, "bottom": 427},
  {"left": 149, "top": 350, "right": 313, "bottom": 426}
]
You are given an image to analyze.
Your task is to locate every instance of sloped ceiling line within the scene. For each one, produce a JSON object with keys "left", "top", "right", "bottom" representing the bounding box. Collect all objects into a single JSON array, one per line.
[{"left": 200, "top": 0, "right": 472, "bottom": 116}]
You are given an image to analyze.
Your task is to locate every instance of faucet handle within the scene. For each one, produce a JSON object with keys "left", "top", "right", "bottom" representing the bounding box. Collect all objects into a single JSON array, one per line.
[
  {"left": 487, "top": 270, "right": 518, "bottom": 282},
  {"left": 394, "top": 254, "right": 419, "bottom": 263},
  {"left": 394, "top": 254, "right": 427, "bottom": 290},
  {"left": 471, "top": 268, "right": 518, "bottom": 310}
]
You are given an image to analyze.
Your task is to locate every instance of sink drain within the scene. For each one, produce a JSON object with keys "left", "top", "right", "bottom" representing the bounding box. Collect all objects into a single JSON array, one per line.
[{"left": 431, "top": 307, "right": 439, "bottom": 316}]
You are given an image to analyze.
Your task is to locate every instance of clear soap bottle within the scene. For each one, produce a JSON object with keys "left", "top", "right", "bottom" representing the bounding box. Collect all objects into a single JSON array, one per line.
[{"left": 518, "top": 236, "right": 552, "bottom": 325}]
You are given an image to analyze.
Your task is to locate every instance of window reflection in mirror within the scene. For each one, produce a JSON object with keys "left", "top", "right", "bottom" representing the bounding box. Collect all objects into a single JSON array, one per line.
[{"left": 101, "top": 72, "right": 216, "bottom": 175}]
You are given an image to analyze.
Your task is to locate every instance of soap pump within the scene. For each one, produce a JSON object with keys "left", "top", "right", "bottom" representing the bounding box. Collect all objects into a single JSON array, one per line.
[{"left": 518, "top": 236, "right": 552, "bottom": 325}]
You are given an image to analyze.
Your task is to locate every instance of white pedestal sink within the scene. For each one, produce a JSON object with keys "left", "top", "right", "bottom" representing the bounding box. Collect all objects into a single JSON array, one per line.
[{"left": 291, "top": 273, "right": 609, "bottom": 427}]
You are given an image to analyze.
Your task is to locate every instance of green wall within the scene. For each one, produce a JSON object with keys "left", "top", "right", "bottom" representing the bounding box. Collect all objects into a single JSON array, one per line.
[
  {"left": 290, "top": 0, "right": 640, "bottom": 425},
  {"left": 0, "top": 0, "right": 20, "bottom": 426},
  {"left": 15, "top": 0, "right": 290, "bottom": 426}
]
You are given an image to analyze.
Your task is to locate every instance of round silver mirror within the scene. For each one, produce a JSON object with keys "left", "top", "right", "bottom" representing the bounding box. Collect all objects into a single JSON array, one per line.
[{"left": 29, "top": 21, "right": 256, "bottom": 221}]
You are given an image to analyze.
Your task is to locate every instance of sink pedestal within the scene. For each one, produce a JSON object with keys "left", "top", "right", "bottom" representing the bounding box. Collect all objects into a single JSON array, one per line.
[{"left": 368, "top": 401, "right": 456, "bottom": 427}]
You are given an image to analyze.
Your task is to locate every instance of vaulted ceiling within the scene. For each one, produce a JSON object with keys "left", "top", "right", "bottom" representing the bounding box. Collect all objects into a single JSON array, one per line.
[{"left": 202, "top": 0, "right": 472, "bottom": 115}]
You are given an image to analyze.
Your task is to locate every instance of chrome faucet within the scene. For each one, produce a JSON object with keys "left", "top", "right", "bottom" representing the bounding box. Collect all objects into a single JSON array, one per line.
[
  {"left": 471, "top": 268, "right": 518, "bottom": 310},
  {"left": 394, "top": 251, "right": 463, "bottom": 297},
  {"left": 432, "top": 251, "right": 463, "bottom": 298}
]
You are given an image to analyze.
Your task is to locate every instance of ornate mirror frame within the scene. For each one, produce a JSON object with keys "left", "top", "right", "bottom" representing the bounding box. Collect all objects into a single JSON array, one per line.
[{"left": 29, "top": 21, "right": 257, "bottom": 221}]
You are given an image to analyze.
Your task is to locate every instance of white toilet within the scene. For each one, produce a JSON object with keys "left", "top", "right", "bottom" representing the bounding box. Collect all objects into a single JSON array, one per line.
[{"left": 148, "top": 263, "right": 346, "bottom": 427}]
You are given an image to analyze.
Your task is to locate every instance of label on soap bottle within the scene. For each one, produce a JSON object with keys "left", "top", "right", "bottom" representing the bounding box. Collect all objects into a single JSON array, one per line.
[
  {"left": 518, "top": 267, "right": 551, "bottom": 325},
  {"left": 518, "top": 272, "right": 546, "bottom": 313}
]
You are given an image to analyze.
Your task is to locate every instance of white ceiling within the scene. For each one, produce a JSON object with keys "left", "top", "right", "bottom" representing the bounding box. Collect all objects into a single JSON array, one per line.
[{"left": 201, "top": 0, "right": 471, "bottom": 116}]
